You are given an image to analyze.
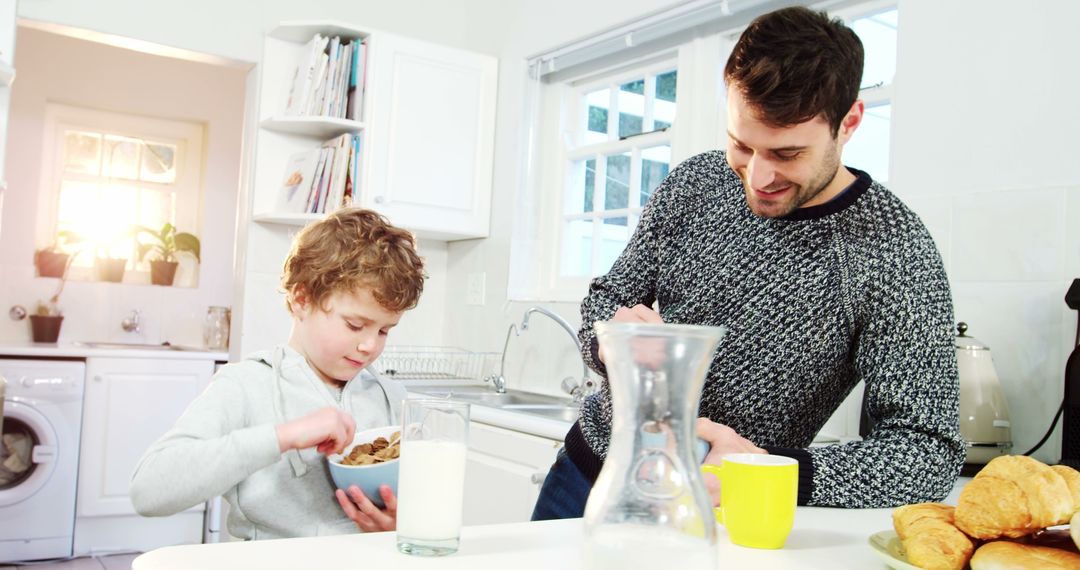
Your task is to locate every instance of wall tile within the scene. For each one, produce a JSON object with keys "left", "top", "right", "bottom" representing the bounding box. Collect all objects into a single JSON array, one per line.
[
  {"left": 952, "top": 281, "right": 1067, "bottom": 463},
  {"left": 951, "top": 188, "right": 1064, "bottom": 282}
]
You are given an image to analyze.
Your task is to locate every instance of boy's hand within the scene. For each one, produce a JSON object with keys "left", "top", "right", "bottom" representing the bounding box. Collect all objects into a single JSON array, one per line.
[
  {"left": 336, "top": 485, "right": 397, "bottom": 532},
  {"left": 276, "top": 407, "right": 356, "bottom": 455}
]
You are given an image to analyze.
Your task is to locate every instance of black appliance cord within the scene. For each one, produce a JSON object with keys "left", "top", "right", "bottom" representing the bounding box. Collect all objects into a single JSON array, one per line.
[{"left": 1022, "top": 312, "right": 1079, "bottom": 456}]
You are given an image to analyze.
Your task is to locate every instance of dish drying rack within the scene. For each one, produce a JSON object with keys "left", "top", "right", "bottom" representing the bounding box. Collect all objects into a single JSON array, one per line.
[{"left": 374, "top": 346, "right": 500, "bottom": 381}]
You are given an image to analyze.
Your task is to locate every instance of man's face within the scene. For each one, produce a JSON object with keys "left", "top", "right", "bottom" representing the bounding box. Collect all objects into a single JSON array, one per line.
[{"left": 725, "top": 86, "right": 855, "bottom": 218}]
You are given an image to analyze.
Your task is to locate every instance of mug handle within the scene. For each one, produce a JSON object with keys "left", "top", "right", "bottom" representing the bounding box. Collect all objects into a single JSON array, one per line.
[{"left": 700, "top": 463, "right": 724, "bottom": 525}]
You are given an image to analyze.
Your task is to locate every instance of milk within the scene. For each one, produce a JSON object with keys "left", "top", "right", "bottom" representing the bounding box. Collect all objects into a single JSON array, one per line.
[
  {"left": 396, "top": 440, "right": 468, "bottom": 541},
  {"left": 584, "top": 525, "right": 716, "bottom": 569}
]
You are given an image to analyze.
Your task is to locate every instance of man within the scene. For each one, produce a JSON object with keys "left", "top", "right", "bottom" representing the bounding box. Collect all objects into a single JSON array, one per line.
[{"left": 533, "top": 6, "right": 963, "bottom": 519}]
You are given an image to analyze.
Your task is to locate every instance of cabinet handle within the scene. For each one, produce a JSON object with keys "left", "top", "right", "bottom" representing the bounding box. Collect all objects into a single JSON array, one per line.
[
  {"left": 530, "top": 472, "right": 547, "bottom": 485},
  {"left": 94, "top": 375, "right": 103, "bottom": 382},
  {"left": 374, "top": 195, "right": 385, "bottom": 204}
]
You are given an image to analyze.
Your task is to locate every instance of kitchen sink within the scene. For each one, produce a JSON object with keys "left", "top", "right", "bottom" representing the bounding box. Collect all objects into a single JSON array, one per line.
[
  {"left": 410, "top": 386, "right": 579, "bottom": 422},
  {"left": 74, "top": 341, "right": 200, "bottom": 351},
  {"left": 500, "top": 404, "right": 579, "bottom": 423}
]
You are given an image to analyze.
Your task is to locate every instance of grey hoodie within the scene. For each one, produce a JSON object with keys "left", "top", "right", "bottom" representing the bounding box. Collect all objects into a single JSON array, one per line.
[{"left": 130, "top": 345, "right": 407, "bottom": 539}]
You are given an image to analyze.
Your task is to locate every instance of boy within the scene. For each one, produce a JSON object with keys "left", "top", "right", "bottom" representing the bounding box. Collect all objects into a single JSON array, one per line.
[{"left": 131, "top": 208, "right": 426, "bottom": 539}]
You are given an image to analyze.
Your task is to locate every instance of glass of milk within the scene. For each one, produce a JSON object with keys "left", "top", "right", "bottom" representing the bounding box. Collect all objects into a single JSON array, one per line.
[{"left": 395, "top": 399, "right": 470, "bottom": 556}]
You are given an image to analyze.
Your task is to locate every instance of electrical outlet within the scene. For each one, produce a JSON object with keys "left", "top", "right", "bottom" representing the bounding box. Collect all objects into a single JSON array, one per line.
[{"left": 467, "top": 272, "right": 486, "bottom": 306}]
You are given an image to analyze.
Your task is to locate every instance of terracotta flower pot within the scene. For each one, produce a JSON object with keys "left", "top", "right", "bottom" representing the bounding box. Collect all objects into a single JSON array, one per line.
[
  {"left": 150, "top": 260, "right": 179, "bottom": 286},
  {"left": 35, "top": 250, "right": 70, "bottom": 278},
  {"left": 95, "top": 258, "right": 127, "bottom": 282},
  {"left": 29, "top": 315, "right": 64, "bottom": 343}
]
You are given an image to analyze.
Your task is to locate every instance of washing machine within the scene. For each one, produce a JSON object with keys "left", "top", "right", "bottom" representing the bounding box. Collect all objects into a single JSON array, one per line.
[{"left": 0, "top": 359, "right": 85, "bottom": 562}]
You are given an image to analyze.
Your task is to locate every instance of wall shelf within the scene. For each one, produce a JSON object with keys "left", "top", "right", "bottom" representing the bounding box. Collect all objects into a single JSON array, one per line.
[
  {"left": 259, "top": 115, "right": 364, "bottom": 138},
  {"left": 252, "top": 211, "right": 324, "bottom": 226}
]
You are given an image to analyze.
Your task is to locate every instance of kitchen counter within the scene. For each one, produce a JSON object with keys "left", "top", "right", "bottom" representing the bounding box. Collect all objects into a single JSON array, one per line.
[
  {"left": 132, "top": 506, "right": 898, "bottom": 569},
  {"left": 0, "top": 341, "right": 228, "bottom": 361}
]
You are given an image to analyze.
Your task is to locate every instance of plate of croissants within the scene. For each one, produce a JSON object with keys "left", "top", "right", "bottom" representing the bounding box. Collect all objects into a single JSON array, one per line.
[{"left": 870, "top": 455, "right": 1080, "bottom": 570}]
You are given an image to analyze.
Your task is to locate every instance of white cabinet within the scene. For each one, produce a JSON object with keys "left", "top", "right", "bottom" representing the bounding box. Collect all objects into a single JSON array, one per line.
[
  {"left": 77, "top": 357, "right": 213, "bottom": 517},
  {"left": 463, "top": 421, "right": 562, "bottom": 526},
  {"left": 362, "top": 32, "right": 496, "bottom": 240},
  {"left": 249, "top": 21, "right": 497, "bottom": 240}
]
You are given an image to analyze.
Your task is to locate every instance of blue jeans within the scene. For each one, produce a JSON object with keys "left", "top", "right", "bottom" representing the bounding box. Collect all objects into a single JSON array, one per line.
[{"left": 531, "top": 449, "right": 593, "bottom": 520}]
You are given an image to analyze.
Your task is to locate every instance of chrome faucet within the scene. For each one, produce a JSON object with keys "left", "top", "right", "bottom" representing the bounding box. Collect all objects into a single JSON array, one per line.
[
  {"left": 487, "top": 306, "right": 596, "bottom": 401},
  {"left": 121, "top": 310, "right": 142, "bottom": 333}
]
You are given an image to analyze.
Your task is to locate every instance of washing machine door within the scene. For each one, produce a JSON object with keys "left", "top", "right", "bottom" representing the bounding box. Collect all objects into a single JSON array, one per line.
[{"left": 0, "top": 400, "right": 58, "bottom": 507}]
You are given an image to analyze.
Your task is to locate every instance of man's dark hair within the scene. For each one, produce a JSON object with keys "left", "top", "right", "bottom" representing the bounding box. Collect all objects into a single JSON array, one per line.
[{"left": 724, "top": 6, "right": 864, "bottom": 136}]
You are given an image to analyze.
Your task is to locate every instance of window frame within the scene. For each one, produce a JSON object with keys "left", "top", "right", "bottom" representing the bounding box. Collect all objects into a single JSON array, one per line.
[{"left": 38, "top": 103, "right": 205, "bottom": 284}]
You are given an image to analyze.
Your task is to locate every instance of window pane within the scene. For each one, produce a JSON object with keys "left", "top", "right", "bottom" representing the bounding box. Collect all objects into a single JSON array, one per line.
[
  {"left": 595, "top": 222, "right": 630, "bottom": 275},
  {"left": 57, "top": 180, "right": 99, "bottom": 236},
  {"left": 640, "top": 145, "right": 670, "bottom": 206},
  {"left": 585, "top": 88, "right": 610, "bottom": 144},
  {"left": 560, "top": 219, "right": 593, "bottom": 277},
  {"left": 583, "top": 158, "right": 596, "bottom": 213},
  {"left": 141, "top": 142, "right": 177, "bottom": 183},
  {"left": 618, "top": 79, "right": 645, "bottom": 138},
  {"left": 64, "top": 131, "right": 101, "bottom": 175},
  {"left": 844, "top": 104, "right": 890, "bottom": 182},
  {"left": 853, "top": 9, "right": 897, "bottom": 88},
  {"left": 139, "top": 188, "right": 175, "bottom": 236},
  {"left": 102, "top": 135, "right": 141, "bottom": 180},
  {"left": 653, "top": 70, "right": 677, "bottom": 130},
  {"left": 604, "top": 153, "right": 630, "bottom": 225}
]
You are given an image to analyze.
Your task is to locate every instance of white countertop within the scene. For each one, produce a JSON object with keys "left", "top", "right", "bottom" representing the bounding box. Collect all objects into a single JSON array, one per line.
[
  {"left": 132, "top": 507, "right": 898, "bottom": 570},
  {"left": 0, "top": 341, "right": 228, "bottom": 361},
  {"left": 403, "top": 388, "right": 573, "bottom": 440}
]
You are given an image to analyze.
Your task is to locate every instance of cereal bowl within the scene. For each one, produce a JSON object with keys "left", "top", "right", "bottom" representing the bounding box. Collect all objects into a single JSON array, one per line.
[{"left": 327, "top": 425, "right": 400, "bottom": 508}]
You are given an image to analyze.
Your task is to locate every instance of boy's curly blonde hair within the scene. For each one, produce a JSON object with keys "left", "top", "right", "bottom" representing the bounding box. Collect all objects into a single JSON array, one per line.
[{"left": 282, "top": 208, "right": 426, "bottom": 313}]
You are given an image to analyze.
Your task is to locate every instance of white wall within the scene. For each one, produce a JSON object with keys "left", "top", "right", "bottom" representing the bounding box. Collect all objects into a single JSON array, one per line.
[
  {"left": 889, "top": 0, "right": 1080, "bottom": 464},
  {"left": 0, "top": 26, "right": 246, "bottom": 346}
]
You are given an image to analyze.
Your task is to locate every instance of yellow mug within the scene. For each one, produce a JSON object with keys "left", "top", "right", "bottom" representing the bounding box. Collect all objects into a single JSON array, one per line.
[{"left": 700, "top": 453, "right": 798, "bottom": 549}]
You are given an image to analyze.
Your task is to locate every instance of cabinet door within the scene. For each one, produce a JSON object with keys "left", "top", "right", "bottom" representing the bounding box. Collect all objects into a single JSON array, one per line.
[
  {"left": 364, "top": 32, "right": 497, "bottom": 240},
  {"left": 78, "top": 357, "right": 213, "bottom": 517},
  {"left": 463, "top": 422, "right": 562, "bottom": 526}
]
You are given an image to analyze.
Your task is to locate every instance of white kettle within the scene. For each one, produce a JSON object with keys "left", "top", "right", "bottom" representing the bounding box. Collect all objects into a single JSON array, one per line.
[{"left": 956, "top": 322, "right": 1013, "bottom": 467}]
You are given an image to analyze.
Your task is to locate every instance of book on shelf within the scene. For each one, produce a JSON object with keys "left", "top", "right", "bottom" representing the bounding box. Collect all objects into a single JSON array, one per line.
[
  {"left": 284, "top": 34, "right": 329, "bottom": 116},
  {"left": 282, "top": 33, "right": 367, "bottom": 120},
  {"left": 274, "top": 148, "right": 323, "bottom": 214}
]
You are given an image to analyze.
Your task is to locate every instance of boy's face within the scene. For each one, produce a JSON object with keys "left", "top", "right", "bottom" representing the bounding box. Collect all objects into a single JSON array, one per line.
[
  {"left": 724, "top": 85, "right": 862, "bottom": 218},
  {"left": 288, "top": 287, "right": 402, "bottom": 384}
]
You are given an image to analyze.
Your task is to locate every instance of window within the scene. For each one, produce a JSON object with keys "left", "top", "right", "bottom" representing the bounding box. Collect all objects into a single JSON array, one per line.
[
  {"left": 41, "top": 104, "right": 204, "bottom": 285},
  {"left": 560, "top": 62, "right": 678, "bottom": 278},
  {"left": 840, "top": 5, "right": 898, "bottom": 183}
]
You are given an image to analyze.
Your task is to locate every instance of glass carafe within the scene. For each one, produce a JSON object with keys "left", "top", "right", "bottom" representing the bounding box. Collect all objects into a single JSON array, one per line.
[
  {"left": 202, "top": 306, "right": 231, "bottom": 350},
  {"left": 583, "top": 321, "right": 726, "bottom": 570}
]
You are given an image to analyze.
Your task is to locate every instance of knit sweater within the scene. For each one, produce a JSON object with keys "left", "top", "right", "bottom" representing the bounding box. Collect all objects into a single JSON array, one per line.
[{"left": 566, "top": 150, "right": 964, "bottom": 508}]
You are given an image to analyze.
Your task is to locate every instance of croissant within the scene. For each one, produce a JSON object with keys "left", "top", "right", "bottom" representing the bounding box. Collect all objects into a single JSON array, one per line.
[
  {"left": 969, "top": 540, "right": 1080, "bottom": 570},
  {"left": 954, "top": 456, "right": 1076, "bottom": 539},
  {"left": 1052, "top": 465, "right": 1080, "bottom": 507},
  {"left": 892, "top": 503, "right": 974, "bottom": 570}
]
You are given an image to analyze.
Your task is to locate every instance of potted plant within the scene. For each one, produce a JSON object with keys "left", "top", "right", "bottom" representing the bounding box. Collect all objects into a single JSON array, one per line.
[
  {"left": 137, "top": 223, "right": 201, "bottom": 286},
  {"left": 94, "top": 255, "right": 128, "bottom": 282},
  {"left": 33, "top": 230, "right": 83, "bottom": 278},
  {"left": 93, "top": 231, "right": 134, "bottom": 283},
  {"left": 29, "top": 274, "right": 67, "bottom": 343}
]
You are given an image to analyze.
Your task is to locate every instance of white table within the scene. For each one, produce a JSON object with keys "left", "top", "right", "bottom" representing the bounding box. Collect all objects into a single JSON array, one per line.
[{"left": 133, "top": 506, "right": 897, "bottom": 569}]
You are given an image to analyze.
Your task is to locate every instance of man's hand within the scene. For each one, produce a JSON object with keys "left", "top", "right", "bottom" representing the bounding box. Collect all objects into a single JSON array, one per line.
[
  {"left": 697, "top": 417, "right": 766, "bottom": 506},
  {"left": 336, "top": 485, "right": 397, "bottom": 532},
  {"left": 599, "top": 304, "right": 665, "bottom": 364},
  {"left": 275, "top": 407, "right": 356, "bottom": 455}
]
